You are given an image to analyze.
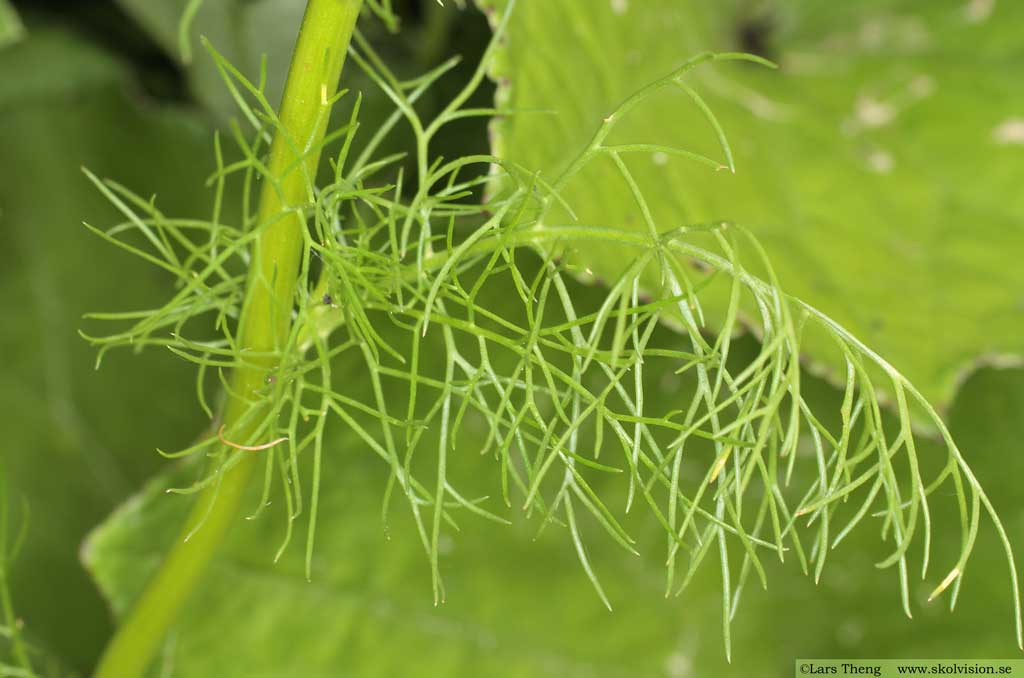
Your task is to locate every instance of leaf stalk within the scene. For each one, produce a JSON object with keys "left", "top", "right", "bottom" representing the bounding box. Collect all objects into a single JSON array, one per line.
[{"left": 94, "top": 2, "right": 363, "bottom": 675}]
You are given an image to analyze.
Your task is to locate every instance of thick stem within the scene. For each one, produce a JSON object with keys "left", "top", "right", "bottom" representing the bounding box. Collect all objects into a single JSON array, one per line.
[{"left": 94, "top": 2, "right": 363, "bottom": 676}]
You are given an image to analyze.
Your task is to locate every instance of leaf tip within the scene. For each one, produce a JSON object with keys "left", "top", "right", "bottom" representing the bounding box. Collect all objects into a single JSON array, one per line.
[{"left": 928, "top": 567, "right": 960, "bottom": 602}]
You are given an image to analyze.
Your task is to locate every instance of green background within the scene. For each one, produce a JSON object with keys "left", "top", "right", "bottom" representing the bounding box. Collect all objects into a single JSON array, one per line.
[{"left": 1, "top": 1, "right": 1022, "bottom": 675}]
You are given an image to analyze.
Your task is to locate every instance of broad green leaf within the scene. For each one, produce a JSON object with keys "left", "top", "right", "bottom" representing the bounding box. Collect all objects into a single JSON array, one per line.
[
  {"left": 0, "top": 25, "right": 214, "bottom": 671},
  {"left": 478, "top": 0, "right": 1024, "bottom": 409},
  {"left": 84, "top": 327, "right": 1024, "bottom": 676}
]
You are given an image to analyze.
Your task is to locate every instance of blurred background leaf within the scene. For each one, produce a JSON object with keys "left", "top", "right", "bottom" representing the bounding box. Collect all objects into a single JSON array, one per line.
[
  {"left": 477, "top": 0, "right": 1024, "bottom": 409},
  {"left": 112, "top": 0, "right": 305, "bottom": 120},
  {"left": 0, "top": 0, "right": 23, "bottom": 49},
  {"left": 113, "top": 0, "right": 495, "bottom": 142},
  {"left": 0, "top": 17, "right": 214, "bottom": 673}
]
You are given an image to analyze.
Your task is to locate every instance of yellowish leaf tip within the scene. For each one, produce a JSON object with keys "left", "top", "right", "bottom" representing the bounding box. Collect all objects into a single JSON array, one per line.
[{"left": 928, "top": 567, "right": 961, "bottom": 602}]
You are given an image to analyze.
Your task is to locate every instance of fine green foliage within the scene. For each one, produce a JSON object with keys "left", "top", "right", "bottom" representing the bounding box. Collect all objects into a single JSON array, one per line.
[
  {"left": 479, "top": 0, "right": 1024, "bottom": 409},
  {"left": 79, "top": 1, "right": 1021, "bottom": 661},
  {"left": 1, "top": 470, "right": 35, "bottom": 678},
  {"left": 83, "top": 365, "right": 1024, "bottom": 676}
]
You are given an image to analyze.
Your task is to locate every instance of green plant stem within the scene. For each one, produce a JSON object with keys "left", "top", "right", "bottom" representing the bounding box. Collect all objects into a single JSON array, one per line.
[{"left": 94, "top": 1, "right": 363, "bottom": 676}]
